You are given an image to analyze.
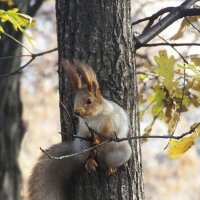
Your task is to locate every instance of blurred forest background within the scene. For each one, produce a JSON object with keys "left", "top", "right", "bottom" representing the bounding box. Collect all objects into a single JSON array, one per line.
[{"left": 17, "top": 0, "right": 200, "bottom": 200}]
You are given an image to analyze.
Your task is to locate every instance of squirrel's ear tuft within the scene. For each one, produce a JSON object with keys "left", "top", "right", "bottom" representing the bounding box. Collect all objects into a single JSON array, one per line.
[
  {"left": 92, "top": 81, "right": 101, "bottom": 97},
  {"left": 73, "top": 59, "right": 100, "bottom": 93},
  {"left": 62, "top": 59, "right": 82, "bottom": 91}
]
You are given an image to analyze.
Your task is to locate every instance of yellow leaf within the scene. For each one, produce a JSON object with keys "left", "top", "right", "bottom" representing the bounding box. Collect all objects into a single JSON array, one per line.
[
  {"left": 167, "top": 134, "right": 197, "bottom": 159},
  {"left": 137, "top": 73, "right": 146, "bottom": 79},
  {"left": 0, "top": 25, "right": 4, "bottom": 33}
]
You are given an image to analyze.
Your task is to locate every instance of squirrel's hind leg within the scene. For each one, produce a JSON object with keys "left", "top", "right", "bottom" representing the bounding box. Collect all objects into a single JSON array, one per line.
[{"left": 98, "top": 141, "right": 132, "bottom": 174}]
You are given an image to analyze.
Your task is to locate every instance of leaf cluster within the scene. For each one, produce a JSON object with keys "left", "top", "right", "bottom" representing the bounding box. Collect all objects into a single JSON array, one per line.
[
  {"left": 138, "top": 49, "right": 200, "bottom": 158},
  {"left": 0, "top": 8, "right": 36, "bottom": 39}
]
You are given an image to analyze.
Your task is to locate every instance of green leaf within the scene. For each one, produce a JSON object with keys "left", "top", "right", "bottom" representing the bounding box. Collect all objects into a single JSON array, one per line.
[
  {"left": 151, "top": 100, "right": 164, "bottom": 117},
  {"left": 0, "top": 8, "right": 36, "bottom": 41},
  {"left": 148, "top": 87, "right": 166, "bottom": 103},
  {"left": 154, "top": 50, "right": 176, "bottom": 91}
]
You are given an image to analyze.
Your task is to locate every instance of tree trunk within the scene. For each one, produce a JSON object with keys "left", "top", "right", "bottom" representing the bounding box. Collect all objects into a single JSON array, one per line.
[
  {"left": 56, "top": 0, "right": 144, "bottom": 199},
  {"left": 0, "top": 1, "right": 42, "bottom": 200}
]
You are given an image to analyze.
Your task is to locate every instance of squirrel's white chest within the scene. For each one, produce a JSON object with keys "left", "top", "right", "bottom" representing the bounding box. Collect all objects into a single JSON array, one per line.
[{"left": 79, "top": 115, "right": 109, "bottom": 134}]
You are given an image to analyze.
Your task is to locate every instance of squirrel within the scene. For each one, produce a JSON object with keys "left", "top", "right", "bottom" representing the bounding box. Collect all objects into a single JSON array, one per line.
[{"left": 27, "top": 59, "right": 132, "bottom": 200}]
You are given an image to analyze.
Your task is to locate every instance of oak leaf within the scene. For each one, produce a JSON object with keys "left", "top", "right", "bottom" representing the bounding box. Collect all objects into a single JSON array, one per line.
[{"left": 167, "top": 134, "right": 197, "bottom": 159}]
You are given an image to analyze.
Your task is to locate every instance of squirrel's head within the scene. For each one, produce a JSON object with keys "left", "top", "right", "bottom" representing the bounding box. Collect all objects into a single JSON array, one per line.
[{"left": 62, "top": 59, "right": 104, "bottom": 119}]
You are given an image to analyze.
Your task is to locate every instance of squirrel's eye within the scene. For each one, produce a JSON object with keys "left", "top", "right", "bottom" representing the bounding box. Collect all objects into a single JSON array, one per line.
[{"left": 86, "top": 99, "right": 92, "bottom": 105}]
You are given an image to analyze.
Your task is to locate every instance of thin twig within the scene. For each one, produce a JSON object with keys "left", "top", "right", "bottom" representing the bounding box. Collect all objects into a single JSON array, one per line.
[
  {"left": 40, "top": 140, "right": 110, "bottom": 160},
  {"left": 158, "top": 35, "right": 188, "bottom": 64},
  {"left": 132, "top": 7, "right": 175, "bottom": 26},
  {"left": 184, "top": 17, "right": 200, "bottom": 34},
  {"left": 59, "top": 100, "right": 75, "bottom": 135},
  {"left": 86, "top": 122, "right": 200, "bottom": 142},
  {"left": 0, "top": 58, "right": 35, "bottom": 78},
  {"left": 0, "top": 48, "right": 58, "bottom": 79},
  {"left": 3, "top": 32, "right": 32, "bottom": 54},
  {"left": 139, "top": 43, "right": 200, "bottom": 48},
  {"left": 31, "top": 48, "right": 58, "bottom": 58},
  {"left": 0, "top": 54, "right": 31, "bottom": 60},
  {"left": 132, "top": 8, "right": 200, "bottom": 27},
  {"left": 0, "top": 47, "right": 58, "bottom": 61}
]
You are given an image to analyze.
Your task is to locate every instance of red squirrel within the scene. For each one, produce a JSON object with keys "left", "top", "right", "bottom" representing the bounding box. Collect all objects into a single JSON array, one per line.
[{"left": 28, "top": 60, "right": 132, "bottom": 200}]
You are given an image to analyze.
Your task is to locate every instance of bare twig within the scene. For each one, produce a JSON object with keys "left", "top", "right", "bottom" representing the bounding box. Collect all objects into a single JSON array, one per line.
[
  {"left": 140, "top": 43, "right": 200, "bottom": 48},
  {"left": 86, "top": 122, "right": 200, "bottom": 142},
  {"left": 40, "top": 140, "right": 110, "bottom": 160},
  {"left": 132, "top": 7, "right": 175, "bottom": 26},
  {"left": 184, "top": 17, "right": 200, "bottom": 34},
  {"left": 3, "top": 32, "right": 32, "bottom": 54},
  {"left": 0, "top": 58, "right": 35, "bottom": 78},
  {"left": 0, "top": 48, "right": 58, "bottom": 79},
  {"left": 0, "top": 47, "right": 58, "bottom": 61},
  {"left": 132, "top": 8, "right": 200, "bottom": 28},
  {"left": 158, "top": 35, "right": 188, "bottom": 64},
  {"left": 0, "top": 54, "right": 31, "bottom": 60},
  {"left": 59, "top": 100, "right": 75, "bottom": 135},
  {"left": 31, "top": 48, "right": 58, "bottom": 58}
]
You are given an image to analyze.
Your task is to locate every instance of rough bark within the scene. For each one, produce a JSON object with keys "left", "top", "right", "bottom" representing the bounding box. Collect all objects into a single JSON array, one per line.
[
  {"left": 56, "top": 0, "right": 144, "bottom": 199},
  {"left": 0, "top": 1, "right": 43, "bottom": 200}
]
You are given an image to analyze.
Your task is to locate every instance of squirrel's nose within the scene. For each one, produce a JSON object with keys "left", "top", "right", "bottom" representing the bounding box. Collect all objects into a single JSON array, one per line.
[{"left": 75, "top": 111, "right": 81, "bottom": 116}]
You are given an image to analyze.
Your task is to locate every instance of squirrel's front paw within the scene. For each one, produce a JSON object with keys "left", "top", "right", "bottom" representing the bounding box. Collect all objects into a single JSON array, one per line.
[
  {"left": 85, "top": 158, "right": 98, "bottom": 172},
  {"left": 93, "top": 137, "right": 102, "bottom": 145},
  {"left": 107, "top": 167, "right": 117, "bottom": 176}
]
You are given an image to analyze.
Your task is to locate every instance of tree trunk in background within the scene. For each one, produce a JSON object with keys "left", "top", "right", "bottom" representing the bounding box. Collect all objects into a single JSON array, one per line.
[
  {"left": 56, "top": 0, "right": 144, "bottom": 199},
  {"left": 0, "top": 1, "right": 42, "bottom": 200}
]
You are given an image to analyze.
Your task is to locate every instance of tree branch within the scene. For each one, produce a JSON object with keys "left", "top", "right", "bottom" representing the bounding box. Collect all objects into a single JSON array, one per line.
[
  {"left": 134, "top": 0, "right": 199, "bottom": 49},
  {"left": 86, "top": 122, "right": 200, "bottom": 142},
  {"left": 0, "top": 48, "right": 58, "bottom": 78},
  {"left": 132, "top": 8, "right": 200, "bottom": 28},
  {"left": 41, "top": 122, "right": 200, "bottom": 160},
  {"left": 140, "top": 42, "right": 200, "bottom": 47}
]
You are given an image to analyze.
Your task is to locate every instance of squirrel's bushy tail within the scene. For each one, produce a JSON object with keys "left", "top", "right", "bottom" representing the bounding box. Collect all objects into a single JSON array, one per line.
[{"left": 28, "top": 141, "right": 90, "bottom": 200}]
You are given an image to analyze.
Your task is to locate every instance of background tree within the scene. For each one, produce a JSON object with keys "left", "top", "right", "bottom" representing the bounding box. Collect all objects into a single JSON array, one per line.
[
  {"left": 56, "top": 0, "right": 144, "bottom": 199},
  {"left": 0, "top": 1, "right": 43, "bottom": 200}
]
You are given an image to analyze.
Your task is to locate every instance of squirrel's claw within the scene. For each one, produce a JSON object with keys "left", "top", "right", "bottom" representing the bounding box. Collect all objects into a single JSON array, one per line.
[
  {"left": 85, "top": 158, "right": 98, "bottom": 172},
  {"left": 107, "top": 167, "right": 117, "bottom": 176}
]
